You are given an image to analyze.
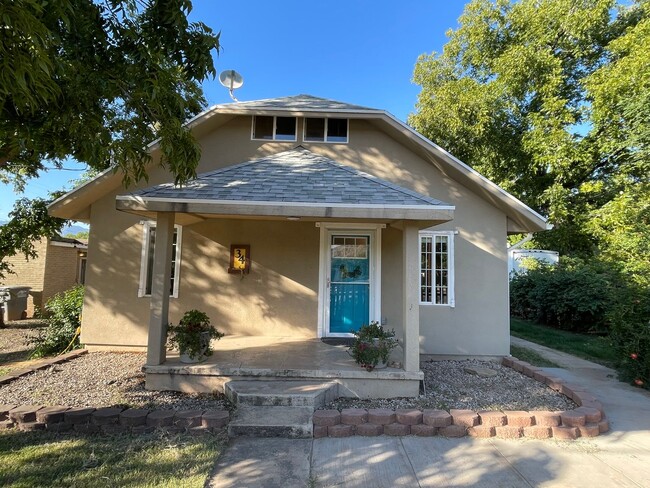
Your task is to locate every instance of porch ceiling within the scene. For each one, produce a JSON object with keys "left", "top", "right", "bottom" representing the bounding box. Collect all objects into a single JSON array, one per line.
[{"left": 115, "top": 147, "right": 455, "bottom": 225}]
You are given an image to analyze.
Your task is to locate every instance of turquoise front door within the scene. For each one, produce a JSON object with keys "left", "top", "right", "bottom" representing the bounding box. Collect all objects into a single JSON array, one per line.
[{"left": 329, "top": 235, "right": 370, "bottom": 334}]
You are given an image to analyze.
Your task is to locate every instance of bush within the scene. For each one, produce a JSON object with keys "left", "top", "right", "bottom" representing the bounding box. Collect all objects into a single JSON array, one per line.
[
  {"left": 30, "top": 285, "right": 84, "bottom": 358},
  {"left": 608, "top": 287, "right": 650, "bottom": 389},
  {"left": 510, "top": 259, "right": 613, "bottom": 333},
  {"left": 510, "top": 258, "right": 650, "bottom": 389}
]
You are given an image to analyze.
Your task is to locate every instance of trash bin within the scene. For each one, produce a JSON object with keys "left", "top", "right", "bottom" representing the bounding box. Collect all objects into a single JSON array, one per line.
[{"left": 0, "top": 286, "right": 31, "bottom": 321}]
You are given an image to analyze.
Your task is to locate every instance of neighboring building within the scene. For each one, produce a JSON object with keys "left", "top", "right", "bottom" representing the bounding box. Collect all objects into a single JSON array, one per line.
[
  {"left": 509, "top": 249, "right": 560, "bottom": 276},
  {"left": 1, "top": 236, "right": 88, "bottom": 317},
  {"left": 48, "top": 95, "right": 549, "bottom": 393}
]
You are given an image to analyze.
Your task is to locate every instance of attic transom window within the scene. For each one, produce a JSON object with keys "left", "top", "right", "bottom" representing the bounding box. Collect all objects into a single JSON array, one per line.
[
  {"left": 252, "top": 116, "right": 297, "bottom": 141},
  {"left": 304, "top": 118, "right": 348, "bottom": 143}
]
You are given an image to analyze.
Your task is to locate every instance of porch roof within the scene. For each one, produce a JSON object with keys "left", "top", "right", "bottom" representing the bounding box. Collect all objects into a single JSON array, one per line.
[{"left": 116, "top": 148, "right": 455, "bottom": 223}]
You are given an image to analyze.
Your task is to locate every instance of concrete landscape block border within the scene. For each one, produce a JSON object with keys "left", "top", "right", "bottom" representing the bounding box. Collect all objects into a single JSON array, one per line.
[
  {"left": 0, "top": 403, "right": 229, "bottom": 436},
  {"left": 0, "top": 350, "right": 608, "bottom": 442},
  {"left": 313, "top": 357, "right": 608, "bottom": 440}
]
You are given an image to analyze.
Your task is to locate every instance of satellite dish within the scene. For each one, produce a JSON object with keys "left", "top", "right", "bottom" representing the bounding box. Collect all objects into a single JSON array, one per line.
[{"left": 219, "top": 69, "right": 244, "bottom": 102}]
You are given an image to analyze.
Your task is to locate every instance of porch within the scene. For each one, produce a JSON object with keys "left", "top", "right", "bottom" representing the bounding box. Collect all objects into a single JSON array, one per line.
[{"left": 143, "top": 335, "right": 423, "bottom": 398}]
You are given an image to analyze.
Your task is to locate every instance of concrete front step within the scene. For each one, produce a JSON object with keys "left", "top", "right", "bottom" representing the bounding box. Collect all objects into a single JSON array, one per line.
[
  {"left": 228, "top": 406, "right": 313, "bottom": 438},
  {"left": 225, "top": 380, "right": 338, "bottom": 407}
]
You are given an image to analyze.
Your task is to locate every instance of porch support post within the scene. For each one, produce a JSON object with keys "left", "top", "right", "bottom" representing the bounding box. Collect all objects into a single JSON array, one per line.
[
  {"left": 402, "top": 223, "right": 420, "bottom": 372},
  {"left": 147, "top": 212, "right": 175, "bottom": 366}
]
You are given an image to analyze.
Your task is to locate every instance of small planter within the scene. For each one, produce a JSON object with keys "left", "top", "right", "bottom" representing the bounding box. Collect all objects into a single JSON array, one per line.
[
  {"left": 349, "top": 322, "right": 397, "bottom": 372},
  {"left": 179, "top": 331, "right": 212, "bottom": 364},
  {"left": 168, "top": 310, "right": 224, "bottom": 364}
]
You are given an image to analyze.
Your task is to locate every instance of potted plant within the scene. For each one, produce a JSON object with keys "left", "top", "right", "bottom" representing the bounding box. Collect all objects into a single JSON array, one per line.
[
  {"left": 349, "top": 321, "right": 397, "bottom": 371},
  {"left": 167, "top": 310, "right": 224, "bottom": 363}
]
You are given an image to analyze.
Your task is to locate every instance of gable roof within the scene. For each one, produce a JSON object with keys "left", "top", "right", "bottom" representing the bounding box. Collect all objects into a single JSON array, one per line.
[
  {"left": 116, "top": 148, "right": 454, "bottom": 223},
  {"left": 220, "top": 94, "right": 377, "bottom": 113},
  {"left": 49, "top": 94, "right": 549, "bottom": 233}
]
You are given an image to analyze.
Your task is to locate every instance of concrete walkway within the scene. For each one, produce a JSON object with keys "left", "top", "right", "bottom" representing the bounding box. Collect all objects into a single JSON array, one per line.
[{"left": 206, "top": 338, "right": 650, "bottom": 487}]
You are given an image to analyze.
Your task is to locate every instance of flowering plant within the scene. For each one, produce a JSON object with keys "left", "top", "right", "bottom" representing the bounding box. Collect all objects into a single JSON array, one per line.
[{"left": 349, "top": 321, "right": 397, "bottom": 371}]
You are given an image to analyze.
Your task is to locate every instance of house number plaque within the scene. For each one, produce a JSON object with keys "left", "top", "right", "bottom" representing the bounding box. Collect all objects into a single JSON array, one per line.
[{"left": 228, "top": 244, "right": 251, "bottom": 274}]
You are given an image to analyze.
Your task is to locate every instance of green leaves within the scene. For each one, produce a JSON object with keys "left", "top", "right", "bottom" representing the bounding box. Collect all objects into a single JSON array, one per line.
[
  {"left": 0, "top": 197, "right": 66, "bottom": 279},
  {"left": 410, "top": 0, "right": 649, "bottom": 258},
  {"left": 0, "top": 0, "right": 220, "bottom": 187}
]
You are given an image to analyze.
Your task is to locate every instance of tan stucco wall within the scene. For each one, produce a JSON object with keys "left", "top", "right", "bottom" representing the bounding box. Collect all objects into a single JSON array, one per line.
[
  {"left": 1, "top": 239, "right": 82, "bottom": 316},
  {"left": 81, "top": 115, "right": 510, "bottom": 356}
]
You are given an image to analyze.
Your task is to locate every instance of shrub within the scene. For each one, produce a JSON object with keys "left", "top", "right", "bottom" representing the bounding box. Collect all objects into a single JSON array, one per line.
[
  {"left": 510, "top": 257, "right": 650, "bottom": 389},
  {"left": 30, "top": 285, "right": 84, "bottom": 358},
  {"left": 510, "top": 259, "right": 614, "bottom": 333},
  {"left": 608, "top": 287, "right": 650, "bottom": 389}
]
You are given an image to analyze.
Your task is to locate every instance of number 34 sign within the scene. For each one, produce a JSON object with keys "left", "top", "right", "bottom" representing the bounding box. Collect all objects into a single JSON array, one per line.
[{"left": 228, "top": 244, "right": 251, "bottom": 274}]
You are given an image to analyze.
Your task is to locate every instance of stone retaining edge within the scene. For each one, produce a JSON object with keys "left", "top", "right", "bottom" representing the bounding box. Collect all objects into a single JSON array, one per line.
[
  {"left": 0, "top": 349, "right": 88, "bottom": 385},
  {"left": 0, "top": 404, "right": 230, "bottom": 436},
  {"left": 312, "top": 357, "right": 608, "bottom": 440}
]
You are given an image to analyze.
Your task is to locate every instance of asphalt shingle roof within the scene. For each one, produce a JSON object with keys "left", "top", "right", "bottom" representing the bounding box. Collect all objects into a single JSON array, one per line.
[
  {"left": 212, "top": 95, "right": 380, "bottom": 113},
  {"left": 129, "top": 148, "right": 449, "bottom": 208}
]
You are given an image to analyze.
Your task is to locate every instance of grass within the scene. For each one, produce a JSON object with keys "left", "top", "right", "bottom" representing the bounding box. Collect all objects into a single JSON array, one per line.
[
  {"left": 511, "top": 317, "right": 617, "bottom": 367},
  {"left": 510, "top": 344, "right": 559, "bottom": 367},
  {"left": 0, "top": 430, "right": 227, "bottom": 488}
]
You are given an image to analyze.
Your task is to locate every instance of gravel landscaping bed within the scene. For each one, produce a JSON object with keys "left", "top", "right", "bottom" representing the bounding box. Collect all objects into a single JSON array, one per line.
[
  {"left": 0, "top": 351, "right": 231, "bottom": 411},
  {"left": 324, "top": 359, "right": 576, "bottom": 412},
  {"left": 0, "top": 353, "right": 575, "bottom": 413}
]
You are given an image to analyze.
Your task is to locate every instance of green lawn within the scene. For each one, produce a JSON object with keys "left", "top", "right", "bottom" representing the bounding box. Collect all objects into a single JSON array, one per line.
[
  {"left": 511, "top": 317, "right": 617, "bottom": 367},
  {"left": 0, "top": 430, "right": 227, "bottom": 488},
  {"left": 509, "top": 344, "right": 559, "bottom": 367}
]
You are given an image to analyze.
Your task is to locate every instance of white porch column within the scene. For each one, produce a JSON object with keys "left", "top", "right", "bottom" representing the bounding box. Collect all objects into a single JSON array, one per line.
[
  {"left": 402, "top": 223, "right": 420, "bottom": 372},
  {"left": 147, "top": 212, "right": 175, "bottom": 366}
]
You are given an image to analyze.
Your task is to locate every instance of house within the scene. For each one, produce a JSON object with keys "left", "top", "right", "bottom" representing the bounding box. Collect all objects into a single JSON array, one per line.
[
  {"left": 48, "top": 95, "right": 548, "bottom": 397},
  {"left": 0, "top": 236, "right": 87, "bottom": 319}
]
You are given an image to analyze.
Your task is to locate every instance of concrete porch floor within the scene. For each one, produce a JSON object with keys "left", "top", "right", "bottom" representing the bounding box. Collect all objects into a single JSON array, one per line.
[{"left": 143, "top": 336, "right": 423, "bottom": 399}]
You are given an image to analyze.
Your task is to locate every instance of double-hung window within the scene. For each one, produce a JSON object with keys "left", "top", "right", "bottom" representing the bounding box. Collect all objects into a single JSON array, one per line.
[
  {"left": 138, "top": 222, "right": 182, "bottom": 298},
  {"left": 420, "top": 231, "right": 454, "bottom": 306}
]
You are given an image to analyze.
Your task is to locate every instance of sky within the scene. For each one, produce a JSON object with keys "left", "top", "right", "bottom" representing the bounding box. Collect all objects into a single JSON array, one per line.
[{"left": 0, "top": 0, "right": 469, "bottom": 222}]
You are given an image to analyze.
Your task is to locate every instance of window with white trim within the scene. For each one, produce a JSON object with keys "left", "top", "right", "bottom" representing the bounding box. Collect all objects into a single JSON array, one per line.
[
  {"left": 303, "top": 117, "right": 348, "bottom": 143},
  {"left": 420, "top": 231, "right": 454, "bottom": 306},
  {"left": 252, "top": 116, "right": 297, "bottom": 141},
  {"left": 138, "top": 222, "right": 182, "bottom": 298}
]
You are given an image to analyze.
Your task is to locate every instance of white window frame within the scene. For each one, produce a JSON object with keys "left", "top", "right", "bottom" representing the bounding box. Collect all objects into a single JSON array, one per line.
[
  {"left": 302, "top": 117, "right": 349, "bottom": 144},
  {"left": 138, "top": 221, "right": 183, "bottom": 298},
  {"left": 419, "top": 230, "right": 455, "bottom": 307},
  {"left": 251, "top": 115, "right": 298, "bottom": 142}
]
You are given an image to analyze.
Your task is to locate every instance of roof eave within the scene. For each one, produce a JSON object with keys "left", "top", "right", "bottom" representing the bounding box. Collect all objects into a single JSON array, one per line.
[{"left": 115, "top": 196, "right": 455, "bottom": 222}]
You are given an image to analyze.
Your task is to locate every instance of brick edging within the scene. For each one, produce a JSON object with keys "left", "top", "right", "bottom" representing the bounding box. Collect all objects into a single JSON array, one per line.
[
  {"left": 0, "top": 349, "right": 88, "bottom": 386},
  {"left": 313, "top": 357, "right": 608, "bottom": 440},
  {"left": 0, "top": 404, "right": 230, "bottom": 436}
]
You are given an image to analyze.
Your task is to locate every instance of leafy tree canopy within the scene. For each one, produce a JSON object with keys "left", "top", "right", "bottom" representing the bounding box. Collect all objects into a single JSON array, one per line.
[
  {"left": 0, "top": 0, "right": 219, "bottom": 278},
  {"left": 410, "top": 0, "right": 649, "bottom": 258},
  {"left": 1, "top": 0, "right": 221, "bottom": 190}
]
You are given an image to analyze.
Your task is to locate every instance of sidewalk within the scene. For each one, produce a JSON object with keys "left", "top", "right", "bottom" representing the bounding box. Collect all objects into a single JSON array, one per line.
[{"left": 206, "top": 338, "right": 650, "bottom": 488}]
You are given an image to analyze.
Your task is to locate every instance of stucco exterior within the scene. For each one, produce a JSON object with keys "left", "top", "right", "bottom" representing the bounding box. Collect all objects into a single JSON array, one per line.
[
  {"left": 50, "top": 96, "right": 546, "bottom": 371},
  {"left": 78, "top": 113, "right": 513, "bottom": 356}
]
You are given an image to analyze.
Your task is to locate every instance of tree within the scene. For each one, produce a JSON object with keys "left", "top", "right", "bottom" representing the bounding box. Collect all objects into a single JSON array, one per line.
[
  {"left": 64, "top": 230, "right": 90, "bottom": 240},
  {"left": 0, "top": 197, "right": 65, "bottom": 278},
  {"left": 0, "top": 0, "right": 220, "bottom": 277},
  {"left": 409, "top": 0, "right": 648, "bottom": 257},
  {"left": 1, "top": 0, "right": 220, "bottom": 190}
]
